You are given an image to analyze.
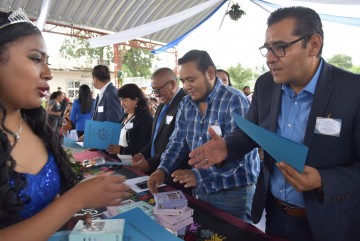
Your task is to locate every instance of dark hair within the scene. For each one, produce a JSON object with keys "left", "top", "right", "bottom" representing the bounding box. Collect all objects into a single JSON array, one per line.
[
  {"left": 78, "top": 84, "right": 93, "bottom": 114},
  {"left": 92, "top": 65, "right": 110, "bottom": 82},
  {"left": 217, "top": 69, "right": 232, "bottom": 86},
  {"left": 178, "top": 50, "right": 216, "bottom": 74},
  {"left": 0, "top": 11, "right": 79, "bottom": 226},
  {"left": 117, "top": 84, "right": 149, "bottom": 114},
  {"left": 49, "top": 91, "right": 63, "bottom": 100},
  {"left": 243, "top": 86, "right": 250, "bottom": 91},
  {"left": 267, "top": 6, "right": 324, "bottom": 57}
]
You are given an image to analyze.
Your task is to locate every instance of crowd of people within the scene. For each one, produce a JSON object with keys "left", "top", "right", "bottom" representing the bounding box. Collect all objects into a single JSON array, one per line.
[{"left": 0, "top": 6, "right": 359, "bottom": 241}]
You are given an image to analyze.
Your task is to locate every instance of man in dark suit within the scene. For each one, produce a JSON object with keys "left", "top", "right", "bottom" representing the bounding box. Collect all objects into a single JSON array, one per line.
[
  {"left": 92, "top": 65, "right": 123, "bottom": 122},
  {"left": 188, "top": 6, "right": 360, "bottom": 241},
  {"left": 132, "top": 67, "right": 188, "bottom": 176}
]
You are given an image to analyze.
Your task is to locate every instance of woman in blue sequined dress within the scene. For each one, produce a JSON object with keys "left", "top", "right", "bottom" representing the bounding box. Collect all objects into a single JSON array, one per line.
[{"left": 0, "top": 9, "right": 130, "bottom": 241}]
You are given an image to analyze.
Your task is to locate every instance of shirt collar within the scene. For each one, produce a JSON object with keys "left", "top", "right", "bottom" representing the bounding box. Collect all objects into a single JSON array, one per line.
[{"left": 99, "top": 82, "right": 111, "bottom": 99}]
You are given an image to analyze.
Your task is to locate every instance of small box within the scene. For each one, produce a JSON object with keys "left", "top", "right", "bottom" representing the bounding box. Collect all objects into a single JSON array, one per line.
[
  {"left": 104, "top": 199, "right": 135, "bottom": 218},
  {"left": 155, "top": 216, "right": 194, "bottom": 231},
  {"left": 69, "top": 219, "right": 124, "bottom": 241},
  {"left": 154, "top": 190, "right": 187, "bottom": 209},
  {"left": 155, "top": 207, "right": 194, "bottom": 225},
  {"left": 153, "top": 204, "right": 187, "bottom": 216}
]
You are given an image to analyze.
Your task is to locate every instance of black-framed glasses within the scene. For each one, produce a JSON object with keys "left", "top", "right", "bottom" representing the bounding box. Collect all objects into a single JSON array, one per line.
[
  {"left": 259, "top": 34, "right": 312, "bottom": 58},
  {"left": 152, "top": 80, "right": 173, "bottom": 94}
]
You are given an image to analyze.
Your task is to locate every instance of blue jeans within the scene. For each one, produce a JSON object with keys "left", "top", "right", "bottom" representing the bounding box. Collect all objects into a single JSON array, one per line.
[{"left": 197, "top": 184, "right": 255, "bottom": 223}]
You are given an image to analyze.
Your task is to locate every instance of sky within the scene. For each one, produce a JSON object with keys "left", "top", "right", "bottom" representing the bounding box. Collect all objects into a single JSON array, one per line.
[
  {"left": 174, "top": 0, "right": 360, "bottom": 69},
  {"left": 43, "top": 0, "right": 360, "bottom": 71}
]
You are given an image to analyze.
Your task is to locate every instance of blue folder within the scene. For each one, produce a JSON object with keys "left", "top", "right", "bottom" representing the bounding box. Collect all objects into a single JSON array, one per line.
[
  {"left": 111, "top": 208, "right": 182, "bottom": 241},
  {"left": 83, "top": 120, "right": 122, "bottom": 150},
  {"left": 233, "top": 113, "right": 308, "bottom": 173}
]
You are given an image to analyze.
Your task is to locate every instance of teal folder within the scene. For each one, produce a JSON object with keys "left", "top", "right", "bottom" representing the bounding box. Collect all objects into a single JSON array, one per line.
[
  {"left": 84, "top": 120, "right": 122, "bottom": 150},
  {"left": 111, "top": 208, "right": 182, "bottom": 241},
  {"left": 63, "top": 137, "right": 85, "bottom": 149},
  {"left": 233, "top": 113, "right": 308, "bottom": 173}
]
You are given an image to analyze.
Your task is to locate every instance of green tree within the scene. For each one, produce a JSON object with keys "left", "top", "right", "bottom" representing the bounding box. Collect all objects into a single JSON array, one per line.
[
  {"left": 327, "top": 54, "right": 353, "bottom": 70},
  {"left": 59, "top": 38, "right": 156, "bottom": 79},
  {"left": 59, "top": 37, "right": 113, "bottom": 68},
  {"left": 122, "top": 47, "right": 157, "bottom": 78},
  {"left": 226, "top": 63, "right": 259, "bottom": 90},
  {"left": 350, "top": 65, "right": 360, "bottom": 74}
]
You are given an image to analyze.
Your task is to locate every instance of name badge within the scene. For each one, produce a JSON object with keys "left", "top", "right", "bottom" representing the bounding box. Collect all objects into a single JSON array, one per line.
[
  {"left": 125, "top": 122, "right": 133, "bottom": 129},
  {"left": 210, "top": 125, "right": 222, "bottom": 136},
  {"left": 165, "top": 115, "right": 173, "bottom": 124},
  {"left": 315, "top": 117, "right": 341, "bottom": 137},
  {"left": 98, "top": 106, "right": 104, "bottom": 113}
]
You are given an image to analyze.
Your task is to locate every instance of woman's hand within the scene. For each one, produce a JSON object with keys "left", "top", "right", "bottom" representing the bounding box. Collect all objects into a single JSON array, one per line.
[
  {"left": 132, "top": 153, "right": 150, "bottom": 173},
  {"left": 65, "top": 172, "right": 130, "bottom": 209}
]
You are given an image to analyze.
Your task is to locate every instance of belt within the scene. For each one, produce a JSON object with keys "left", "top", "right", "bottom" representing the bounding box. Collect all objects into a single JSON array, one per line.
[{"left": 274, "top": 197, "right": 307, "bottom": 218}]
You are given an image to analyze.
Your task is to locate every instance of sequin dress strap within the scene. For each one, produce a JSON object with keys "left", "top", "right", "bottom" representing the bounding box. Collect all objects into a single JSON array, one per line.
[{"left": 14, "top": 153, "right": 61, "bottom": 219}]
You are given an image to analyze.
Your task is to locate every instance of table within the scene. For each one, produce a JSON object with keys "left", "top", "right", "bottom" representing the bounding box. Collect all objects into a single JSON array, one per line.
[{"left": 72, "top": 151, "right": 286, "bottom": 241}]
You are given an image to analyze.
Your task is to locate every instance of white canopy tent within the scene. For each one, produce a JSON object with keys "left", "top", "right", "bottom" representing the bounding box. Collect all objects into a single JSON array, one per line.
[{"left": 2, "top": 0, "right": 359, "bottom": 67}]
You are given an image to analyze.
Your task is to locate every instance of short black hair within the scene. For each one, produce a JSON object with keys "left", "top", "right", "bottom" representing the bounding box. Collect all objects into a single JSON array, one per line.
[
  {"left": 92, "top": 65, "right": 110, "bottom": 82},
  {"left": 178, "top": 49, "right": 216, "bottom": 74},
  {"left": 267, "top": 6, "right": 323, "bottom": 57}
]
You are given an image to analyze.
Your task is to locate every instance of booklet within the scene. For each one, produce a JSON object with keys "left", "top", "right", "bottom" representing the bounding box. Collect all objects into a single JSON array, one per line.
[{"left": 83, "top": 120, "right": 122, "bottom": 150}]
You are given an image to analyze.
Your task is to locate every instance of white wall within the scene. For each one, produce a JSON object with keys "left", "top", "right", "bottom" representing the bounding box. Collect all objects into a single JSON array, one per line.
[{"left": 49, "top": 69, "right": 116, "bottom": 100}]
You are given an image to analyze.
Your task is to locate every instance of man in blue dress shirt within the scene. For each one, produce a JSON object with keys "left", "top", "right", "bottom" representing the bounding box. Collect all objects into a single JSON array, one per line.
[{"left": 188, "top": 6, "right": 360, "bottom": 241}]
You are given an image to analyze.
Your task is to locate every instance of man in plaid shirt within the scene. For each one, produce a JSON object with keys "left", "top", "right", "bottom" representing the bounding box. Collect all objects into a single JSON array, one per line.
[{"left": 148, "top": 50, "right": 260, "bottom": 222}]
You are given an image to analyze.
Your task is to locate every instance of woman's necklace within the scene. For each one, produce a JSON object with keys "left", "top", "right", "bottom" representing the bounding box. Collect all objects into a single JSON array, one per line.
[{"left": 14, "top": 116, "right": 23, "bottom": 142}]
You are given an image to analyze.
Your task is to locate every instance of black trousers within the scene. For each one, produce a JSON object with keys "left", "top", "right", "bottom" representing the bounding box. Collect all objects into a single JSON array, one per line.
[{"left": 265, "top": 194, "right": 314, "bottom": 241}]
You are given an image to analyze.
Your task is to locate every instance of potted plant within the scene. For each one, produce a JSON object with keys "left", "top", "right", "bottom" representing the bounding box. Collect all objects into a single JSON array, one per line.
[{"left": 226, "top": 2, "right": 246, "bottom": 22}]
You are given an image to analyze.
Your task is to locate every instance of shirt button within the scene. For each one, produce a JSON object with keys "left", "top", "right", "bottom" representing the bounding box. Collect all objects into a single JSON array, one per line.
[
  {"left": 288, "top": 124, "right": 292, "bottom": 127},
  {"left": 199, "top": 137, "right": 202, "bottom": 140}
]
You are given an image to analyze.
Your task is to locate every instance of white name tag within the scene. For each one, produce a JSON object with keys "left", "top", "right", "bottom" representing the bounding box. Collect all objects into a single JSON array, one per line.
[
  {"left": 125, "top": 122, "right": 133, "bottom": 129},
  {"left": 98, "top": 106, "right": 104, "bottom": 113},
  {"left": 315, "top": 117, "right": 341, "bottom": 137},
  {"left": 210, "top": 125, "right": 222, "bottom": 136},
  {"left": 165, "top": 115, "right": 173, "bottom": 124}
]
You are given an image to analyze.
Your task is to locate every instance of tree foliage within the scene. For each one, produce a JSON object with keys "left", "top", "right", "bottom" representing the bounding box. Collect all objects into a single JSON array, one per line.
[
  {"left": 226, "top": 63, "right": 259, "bottom": 90},
  {"left": 350, "top": 65, "right": 360, "bottom": 74},
  {"left": 59, "top": 38, "right": 156, "bottom": 78},
  {"left": 327, "top": 54, "right": 352, "bottom": 70},
  {"left": 59, "top": 37, "right": 113, "bottom": 68},
  {"left": 122, "top": 48, "right": 157, "bottom": 78}
]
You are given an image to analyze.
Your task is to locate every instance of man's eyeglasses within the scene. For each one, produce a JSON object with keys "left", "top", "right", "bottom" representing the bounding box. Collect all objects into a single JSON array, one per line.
[
  {"left": 259, "top": 34, "right": 312, "bottom": 58},
  {"left": 152, "top": 80, "right": 173, "bottom": 94}
]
